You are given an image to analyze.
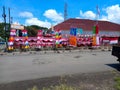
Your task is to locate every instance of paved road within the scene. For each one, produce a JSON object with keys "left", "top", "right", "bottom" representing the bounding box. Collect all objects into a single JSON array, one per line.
[{"left": 0, "top": 50, "right": 119, "bottom": 84}]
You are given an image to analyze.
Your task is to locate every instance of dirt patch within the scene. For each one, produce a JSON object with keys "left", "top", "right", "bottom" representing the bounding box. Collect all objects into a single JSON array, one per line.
[
  {"left": 74, "top": 55, "right": 82, "bottom": 58},
  {"left": 0, "top": 70, "right": 119, "bottom": 90}
]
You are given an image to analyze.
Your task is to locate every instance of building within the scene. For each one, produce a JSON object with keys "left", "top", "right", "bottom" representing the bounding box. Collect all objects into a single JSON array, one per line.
[
  {"left": 54, "top": 18, "right": 120, "bottom": 37},
  {"left": 11, "top": 23, "right": 24, "bottom": 36}
]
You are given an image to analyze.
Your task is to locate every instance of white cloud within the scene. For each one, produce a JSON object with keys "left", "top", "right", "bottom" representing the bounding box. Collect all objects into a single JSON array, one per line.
[
  {"left": 44, "top": 9, "right": 64, "bottom": 23},
  {"left": 19, "top": 11, "right": 33, "bottom": 18},
  {"left": 100, "top": 16, "right": 108, "bottom": 21},
  {"left": 13, "top": 22, "right": 20, "bottom": 25},
  {"left": 13, "top": 10, "right": 64, "bottom": 28},
  {"left": 76, "top": 17, "right": 80, "bottom": 19},
  {"left": 80, "top": 10, "right": 96, "bottom": 20},
  {"left": 25, "top": 18, "right": 51, "bottom": 28},
  {"left": 18, "top": 11, "right": 52, "bottom": 28},
  {"left": 103, "top": 4, "right": 120, "bottom": 24},
  {"left": 79, "top": 4, "right": 120, "bottom": 24}
]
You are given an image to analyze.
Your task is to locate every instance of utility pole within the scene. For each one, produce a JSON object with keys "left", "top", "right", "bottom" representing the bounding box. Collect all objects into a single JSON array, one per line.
[
  {"left": 11, "top": 17, "right": 13, "bottom": 24},
  {"left": 2, "top": 6, "right": 7, "bottom": 50},
  {"left": 8, "top": 8, "right": 11, "bottom": 30}
]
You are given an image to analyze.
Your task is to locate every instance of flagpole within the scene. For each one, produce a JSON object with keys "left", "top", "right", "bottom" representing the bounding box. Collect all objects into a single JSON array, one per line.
[
  {"left": 96, "top": 5, "right": 100, "bottom": 25},
  {"left": 96, "top": 5, "right": 100, "bottom": 46},
  {"left": 92, "top": 5, "right": 100, "bottom": 47}
]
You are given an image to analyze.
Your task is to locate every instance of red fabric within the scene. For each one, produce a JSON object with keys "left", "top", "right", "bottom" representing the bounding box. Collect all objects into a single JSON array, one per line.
[{"left": 96, "top": 25, "right": 99, "bottom": 34}]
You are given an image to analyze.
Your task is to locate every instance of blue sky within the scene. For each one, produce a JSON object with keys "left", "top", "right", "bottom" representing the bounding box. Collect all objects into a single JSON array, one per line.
[{"left": 0, "top": 0, "right": 120, "bottom": 28}]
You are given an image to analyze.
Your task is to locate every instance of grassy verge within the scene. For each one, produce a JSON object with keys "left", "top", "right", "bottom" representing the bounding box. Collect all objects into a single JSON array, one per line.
[
  {"left": 27, "top": 76, "right": 78, "bottom": 90},
  {"left": 28, "top": 84, "right": 78, "bottom": 90},
  {"left": 115, "top": 76, "right": 120, "bottom": 90}
]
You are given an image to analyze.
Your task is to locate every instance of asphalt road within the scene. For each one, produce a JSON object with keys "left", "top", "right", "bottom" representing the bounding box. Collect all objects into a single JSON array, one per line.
[{"left": 0, "top": 50, "right": 119, "bottom": 84}]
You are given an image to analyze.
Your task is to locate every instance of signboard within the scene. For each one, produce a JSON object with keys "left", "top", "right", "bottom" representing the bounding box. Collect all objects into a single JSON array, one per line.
[{"left": 11, "top": 24, "right": 24, "bottom": 30}]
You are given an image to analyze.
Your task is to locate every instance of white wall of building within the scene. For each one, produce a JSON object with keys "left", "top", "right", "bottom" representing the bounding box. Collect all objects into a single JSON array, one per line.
[{"left": 61, "top": 29, "right": 120, "bottom": 36}]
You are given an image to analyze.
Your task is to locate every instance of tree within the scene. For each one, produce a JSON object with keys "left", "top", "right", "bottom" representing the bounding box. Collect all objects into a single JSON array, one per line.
[
  {"left": 25, "top": 25, "right": 48, "bottom": 37},
  {"left": 0, "top": 23, "right": 5, "bottom": 39},
  {"left": 0, "top": 23, "right": 10, "bottom": 41}
]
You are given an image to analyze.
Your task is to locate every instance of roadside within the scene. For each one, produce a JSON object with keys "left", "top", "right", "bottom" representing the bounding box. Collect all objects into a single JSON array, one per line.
[
  {"left": 0, "top": 49, "right": 119, "bottom": 90},
  {"left": 0, "top": 70, "right": 120, "bottom": 90},
  {"left": 0, "top": 46, "right": 112, "bottom": 56}
]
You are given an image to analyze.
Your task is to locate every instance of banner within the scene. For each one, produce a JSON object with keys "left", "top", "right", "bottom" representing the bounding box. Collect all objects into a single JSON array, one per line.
[
  {"left": 70, "top": 28, "right": 77, "bottom": 36},
  {"left": 69, "top": 36, "right": 77, "bottom": 47},
  {"left": 77, "top": 28, "right": 83, "bottom": 34}
]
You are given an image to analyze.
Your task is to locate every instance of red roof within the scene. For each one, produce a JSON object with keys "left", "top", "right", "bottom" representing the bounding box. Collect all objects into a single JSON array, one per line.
[{"left": 54, "top": 18, "right": 120, "bottom": 31}]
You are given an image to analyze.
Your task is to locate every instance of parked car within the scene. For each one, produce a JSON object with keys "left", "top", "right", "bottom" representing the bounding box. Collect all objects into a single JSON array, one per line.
[{"left": 112, "top": 37, "right": 120, "bottom": 63}]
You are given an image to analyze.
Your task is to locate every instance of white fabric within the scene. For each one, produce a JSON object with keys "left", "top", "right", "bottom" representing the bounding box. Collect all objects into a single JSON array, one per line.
[
  {"left": 96, "top": 36, "right": 100, "bottom": 45},
  {"left": 110, "top": 40, "right": 118, "bottom": 44}
]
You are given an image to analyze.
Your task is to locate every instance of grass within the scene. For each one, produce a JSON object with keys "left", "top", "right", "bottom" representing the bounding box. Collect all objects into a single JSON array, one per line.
[
  {"left": 114, "top": 77, "right": 120, "bottom": 90},
  {"left": 27, "top": 76, "right": 78, "bottom": 90},
  {"left": 27, "top": 84, "right": 78, "bottom": 90},
  {"left": 42, "top": 84, "right": 77, "bottom": 90}
]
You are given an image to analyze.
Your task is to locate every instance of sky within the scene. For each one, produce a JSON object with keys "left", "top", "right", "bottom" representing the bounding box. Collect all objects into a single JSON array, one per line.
[{"left": 0, "top": 0, "right": 120, "bottom": 28}]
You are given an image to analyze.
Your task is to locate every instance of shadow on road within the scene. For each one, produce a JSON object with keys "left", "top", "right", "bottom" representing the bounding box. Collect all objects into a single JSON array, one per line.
[{"left": 106, "top": 63, "right": 120, "bottom": 71}]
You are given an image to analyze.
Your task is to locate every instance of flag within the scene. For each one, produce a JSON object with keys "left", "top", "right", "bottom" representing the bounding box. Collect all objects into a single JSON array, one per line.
[
  {"left": 93, "top": 25, "right": 99, "bottom": 35},
  {"left": 93, "top": 26, "right": 96, "bottom": 34},
  {"left": 96, "top": 25, "right": 99, "bottom": 34}
]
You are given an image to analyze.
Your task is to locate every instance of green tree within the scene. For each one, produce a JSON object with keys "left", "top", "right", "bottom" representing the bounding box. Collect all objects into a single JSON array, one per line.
[
  {"left": 25, "top": 25, "right": 48, "bottom": 37},
  {"left": 0, "top": 23, "right": 10, "bottom": 40},
  {"left": 0, "top": 23, "right": 5, "bottom": 39}
]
